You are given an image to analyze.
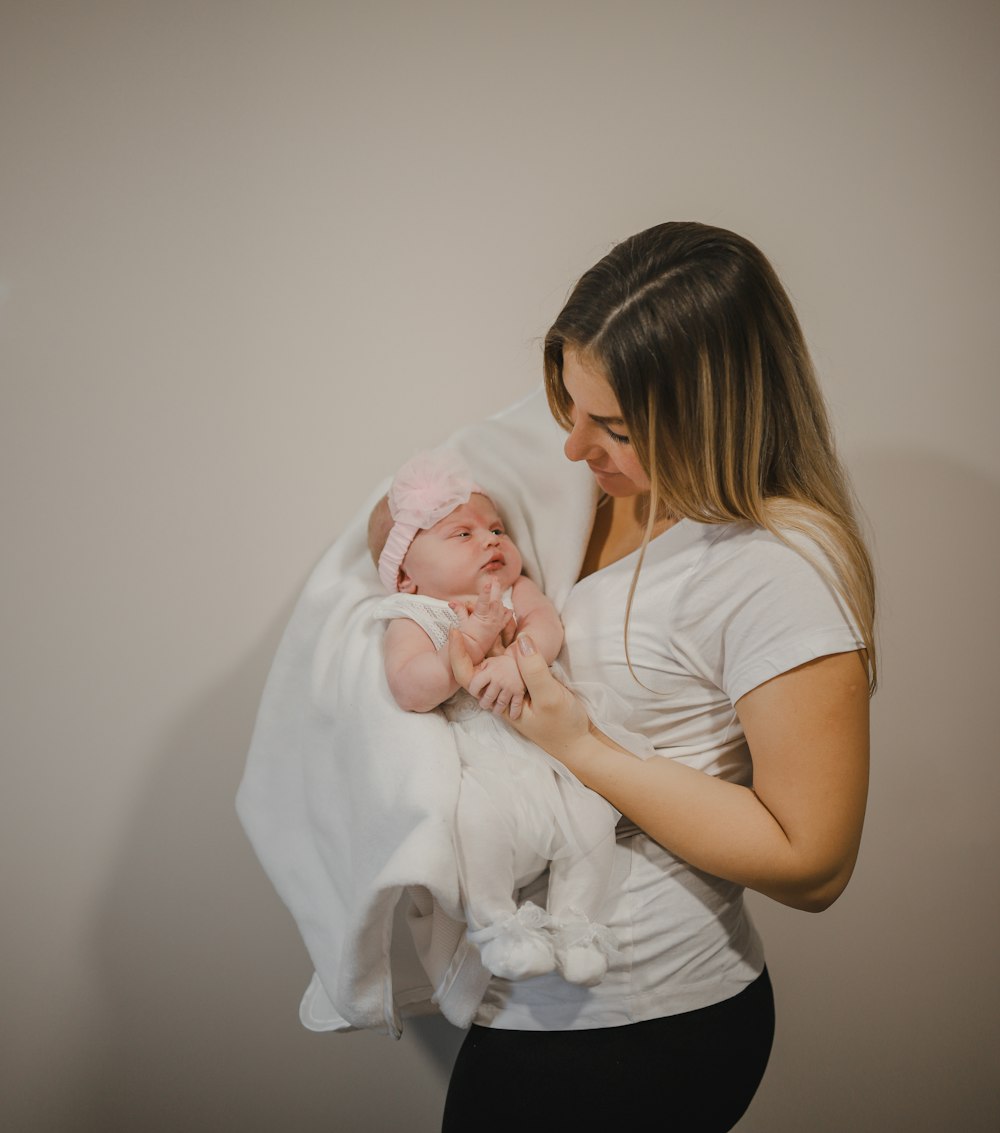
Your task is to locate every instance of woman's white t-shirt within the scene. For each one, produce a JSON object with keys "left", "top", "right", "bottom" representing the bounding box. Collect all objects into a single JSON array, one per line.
[{"left": 474, "top": 517, "right": 864, "bottom": 1030}]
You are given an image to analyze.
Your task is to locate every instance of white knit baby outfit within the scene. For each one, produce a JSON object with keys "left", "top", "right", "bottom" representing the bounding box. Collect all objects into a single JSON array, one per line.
[{"left": 373, "top": 590, "right": 619, "bottom": 986}]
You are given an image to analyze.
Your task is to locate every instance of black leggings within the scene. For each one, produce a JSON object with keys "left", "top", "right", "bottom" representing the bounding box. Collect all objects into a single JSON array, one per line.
[{"left": 442, "top": 968, "right": 774, "bottom": 1132}]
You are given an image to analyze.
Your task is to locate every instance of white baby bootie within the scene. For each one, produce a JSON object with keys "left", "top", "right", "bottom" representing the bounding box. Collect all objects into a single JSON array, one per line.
[
  {"left": 552, "top": 911, "right": 619, "bottom": 987},
  {"left": 469, "top": 901, "right": 557, "bottom": 981}
]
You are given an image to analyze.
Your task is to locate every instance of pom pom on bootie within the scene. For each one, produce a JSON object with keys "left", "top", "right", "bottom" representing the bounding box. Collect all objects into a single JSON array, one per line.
[
  {"left": 468, "top": 901, "right": 557, "bottom": 981},
  {"left": 552, "top": 911, "right": 619, "bottom": 987}
]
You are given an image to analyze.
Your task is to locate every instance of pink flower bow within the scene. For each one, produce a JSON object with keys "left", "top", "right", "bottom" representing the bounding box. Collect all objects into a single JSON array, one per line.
[{"left": 377, "top": 449, "right": 484, "bottom": 592}]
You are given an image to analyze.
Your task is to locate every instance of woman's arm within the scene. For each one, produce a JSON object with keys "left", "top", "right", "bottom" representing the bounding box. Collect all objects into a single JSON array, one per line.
[{"left": 453, "top": 632, "right": 869, "bottom": 911}]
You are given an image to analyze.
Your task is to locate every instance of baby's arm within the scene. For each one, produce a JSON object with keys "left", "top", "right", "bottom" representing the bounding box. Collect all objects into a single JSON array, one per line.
[
  {"left": 508, "top": 575, "right": 564, "bottom": 663},
  {"left": 383, "top": 618, "right": 463, "bottom": 713},
  {"left": 448, "top": 579, "right": 514, "bottom": 660},
  {"left": 384, "top": 583, "right": 510, "bottom": 713},
  {"left": 466, "top": 576, "right": 564, "bottom": 717}
]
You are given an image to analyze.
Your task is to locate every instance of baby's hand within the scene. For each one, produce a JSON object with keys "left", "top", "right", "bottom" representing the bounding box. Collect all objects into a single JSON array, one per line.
[
  {"left": 449, "top": 580, "right": 512, "bottom": 663},
  {"left": 467, "top": 653, "right": 527, "bottom": 719}
]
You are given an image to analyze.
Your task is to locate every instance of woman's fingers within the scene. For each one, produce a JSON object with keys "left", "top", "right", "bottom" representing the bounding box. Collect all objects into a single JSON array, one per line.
[
  {"left": 510, "top": 634, "right": 593, "bottom": 756},
  {"left": 513, "top": 634, "right": 559, "bottom": 708}
]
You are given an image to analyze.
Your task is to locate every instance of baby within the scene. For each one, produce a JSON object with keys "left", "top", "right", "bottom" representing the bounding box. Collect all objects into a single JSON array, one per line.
[{"left": 368, "top": 449, "right": 619, "bottom": 986}]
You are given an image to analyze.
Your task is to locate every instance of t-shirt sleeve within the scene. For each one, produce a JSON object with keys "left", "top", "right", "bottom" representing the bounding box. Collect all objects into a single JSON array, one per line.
[{"left": 673, "top": 527, "right": 865, "bottom": 705}]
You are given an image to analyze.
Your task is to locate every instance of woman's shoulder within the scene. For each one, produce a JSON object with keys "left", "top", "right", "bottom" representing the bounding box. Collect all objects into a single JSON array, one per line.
[
  {"left": 677, "top": 519, "right": 847, "bottom": 620},
  {"left": 675, "top": 520, "right": 863, "bottom": 701},
  {"left": 691, "top": 519, "right": 831, "bottom": 574}
]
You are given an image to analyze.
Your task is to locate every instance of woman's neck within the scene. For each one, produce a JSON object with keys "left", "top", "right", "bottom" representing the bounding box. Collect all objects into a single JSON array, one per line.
[{"left": 578, "top": 493, "right": 678, "bottom": 579}]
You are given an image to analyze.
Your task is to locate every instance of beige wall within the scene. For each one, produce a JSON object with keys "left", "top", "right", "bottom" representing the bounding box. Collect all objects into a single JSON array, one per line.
[{"left": 2, "top": 3, "right": 998, "bottom": 1130}]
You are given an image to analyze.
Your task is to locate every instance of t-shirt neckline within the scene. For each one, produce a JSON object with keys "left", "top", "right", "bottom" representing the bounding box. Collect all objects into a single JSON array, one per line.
[{"left": 573, "top": 516, "right": 710, "bottom": 591}]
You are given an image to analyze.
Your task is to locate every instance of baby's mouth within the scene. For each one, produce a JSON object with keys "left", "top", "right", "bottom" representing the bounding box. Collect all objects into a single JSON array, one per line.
[{"left": 482, "top": 554, "right": 505, "bottom": 572}]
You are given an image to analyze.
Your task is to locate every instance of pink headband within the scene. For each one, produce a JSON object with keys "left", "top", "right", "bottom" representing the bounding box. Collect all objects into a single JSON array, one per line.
[{"left": 377, "top": 449, "right": 484, "bottom": 592}]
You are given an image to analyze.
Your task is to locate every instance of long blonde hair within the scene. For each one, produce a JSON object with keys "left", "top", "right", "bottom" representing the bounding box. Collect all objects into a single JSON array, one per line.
[{"left": 545, "top": 222, "right": 877, "bottom": 692}]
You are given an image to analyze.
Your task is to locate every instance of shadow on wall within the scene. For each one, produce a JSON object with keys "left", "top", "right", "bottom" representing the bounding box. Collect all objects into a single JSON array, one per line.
[
  {"left": 82, "top": 450, "right": 998, "bottom": 1133},
  {"left": 739, "top": 448, "right": 1000, "bottom": 1133},
  {"left": 85, "top": 605, "right": 461, "bottom": 1133}
]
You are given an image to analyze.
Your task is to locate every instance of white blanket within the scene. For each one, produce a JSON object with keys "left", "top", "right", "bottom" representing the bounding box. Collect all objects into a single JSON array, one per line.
[{"left": 236, "top": 389, "right": 599, "bottom": 1038}]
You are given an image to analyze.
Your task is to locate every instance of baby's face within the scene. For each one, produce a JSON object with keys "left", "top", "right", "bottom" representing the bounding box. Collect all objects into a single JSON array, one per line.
[{"left": 399, "top": 494, "right": 523, "bottom": 600}]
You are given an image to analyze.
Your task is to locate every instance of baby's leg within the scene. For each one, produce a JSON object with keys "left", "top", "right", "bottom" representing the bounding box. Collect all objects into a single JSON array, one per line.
[
  {"left": 454, "top": 771, "right": 519, "bottom": 929},
  {"left": 455, "top": 772, "right": 555, "bottom": 981},
  {"left": 545, "top": 787, "right": 619, "bottom": 987},
  {"left": 546, "top": 785, "right": 618, "bottom": 920}
]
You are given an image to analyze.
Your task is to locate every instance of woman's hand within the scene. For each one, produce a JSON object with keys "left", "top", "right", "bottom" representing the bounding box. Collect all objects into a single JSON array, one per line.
[{"left": 449, "top": 630, "right": 592, "bottom": 758}]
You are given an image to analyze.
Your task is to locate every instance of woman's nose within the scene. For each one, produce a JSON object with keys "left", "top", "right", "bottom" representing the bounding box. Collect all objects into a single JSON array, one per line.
[{"left": 564, "top": 419, "right": 594, "bottom": 463}]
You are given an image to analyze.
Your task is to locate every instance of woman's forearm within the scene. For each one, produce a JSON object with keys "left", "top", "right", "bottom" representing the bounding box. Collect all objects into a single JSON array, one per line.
[
  {"left": 506, "top": 645, "right": 869, "bottom": 913},
  {"left": 566, "top": 729, "right": 857, "bottom": 912}
]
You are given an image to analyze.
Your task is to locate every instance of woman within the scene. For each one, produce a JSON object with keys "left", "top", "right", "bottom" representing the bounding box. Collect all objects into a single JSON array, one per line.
[{"left": 445, "top": 221, "right": 874, "bottom": 1131}]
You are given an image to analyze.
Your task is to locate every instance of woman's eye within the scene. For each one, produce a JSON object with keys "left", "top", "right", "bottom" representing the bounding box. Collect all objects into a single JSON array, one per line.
[{"left": 605, "top": 427, "right": 630, "bottom": 445}]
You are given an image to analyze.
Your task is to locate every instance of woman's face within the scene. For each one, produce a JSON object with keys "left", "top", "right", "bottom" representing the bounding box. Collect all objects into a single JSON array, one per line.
[{"left": 560, "top": 348, "right": 651, "bottom": 497}]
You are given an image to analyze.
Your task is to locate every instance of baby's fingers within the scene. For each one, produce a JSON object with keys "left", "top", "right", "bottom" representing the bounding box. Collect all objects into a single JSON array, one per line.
[
  {"left": 477, "top": 681, "right": 501, "bottom": 712},
  {"left": 466, "top": 667, "right": 488, "bottom": 699},
  {"left": 473, "top": 578, "right": 501, "bottom": 620},
  {"left": 491, "top": 686, "right": 515, "bottom": 716},
  {"left": 507, "top": 690, "right": 525, "bottom": 721}
]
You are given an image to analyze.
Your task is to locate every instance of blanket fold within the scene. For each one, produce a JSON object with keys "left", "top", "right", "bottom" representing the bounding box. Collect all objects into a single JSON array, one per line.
[{"left": 236, "top": 388, "right": 599, "bottom": 1037}]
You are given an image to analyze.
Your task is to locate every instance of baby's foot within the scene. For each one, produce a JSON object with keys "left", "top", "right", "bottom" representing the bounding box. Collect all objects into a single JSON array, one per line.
[
  {"left": 478, "top": 931, "right": 556, "bottom": 981},
  {"left": 469, "top": 902, "right": 557, "bottom": 981},
  {"left": 552, "top": 911, "right": 619, "bottom": 988},
  {"left": 557, "top": 941, "right": 609, "bottom": 986}
]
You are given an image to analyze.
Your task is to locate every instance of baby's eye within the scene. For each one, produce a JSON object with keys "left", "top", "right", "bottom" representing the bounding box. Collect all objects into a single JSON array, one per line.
[
  {"left": 491, "top": 527, "right": 505, "bottom": 536},
  {"left": 454, "top": 530, "right": 471, "bottom": 538}
]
